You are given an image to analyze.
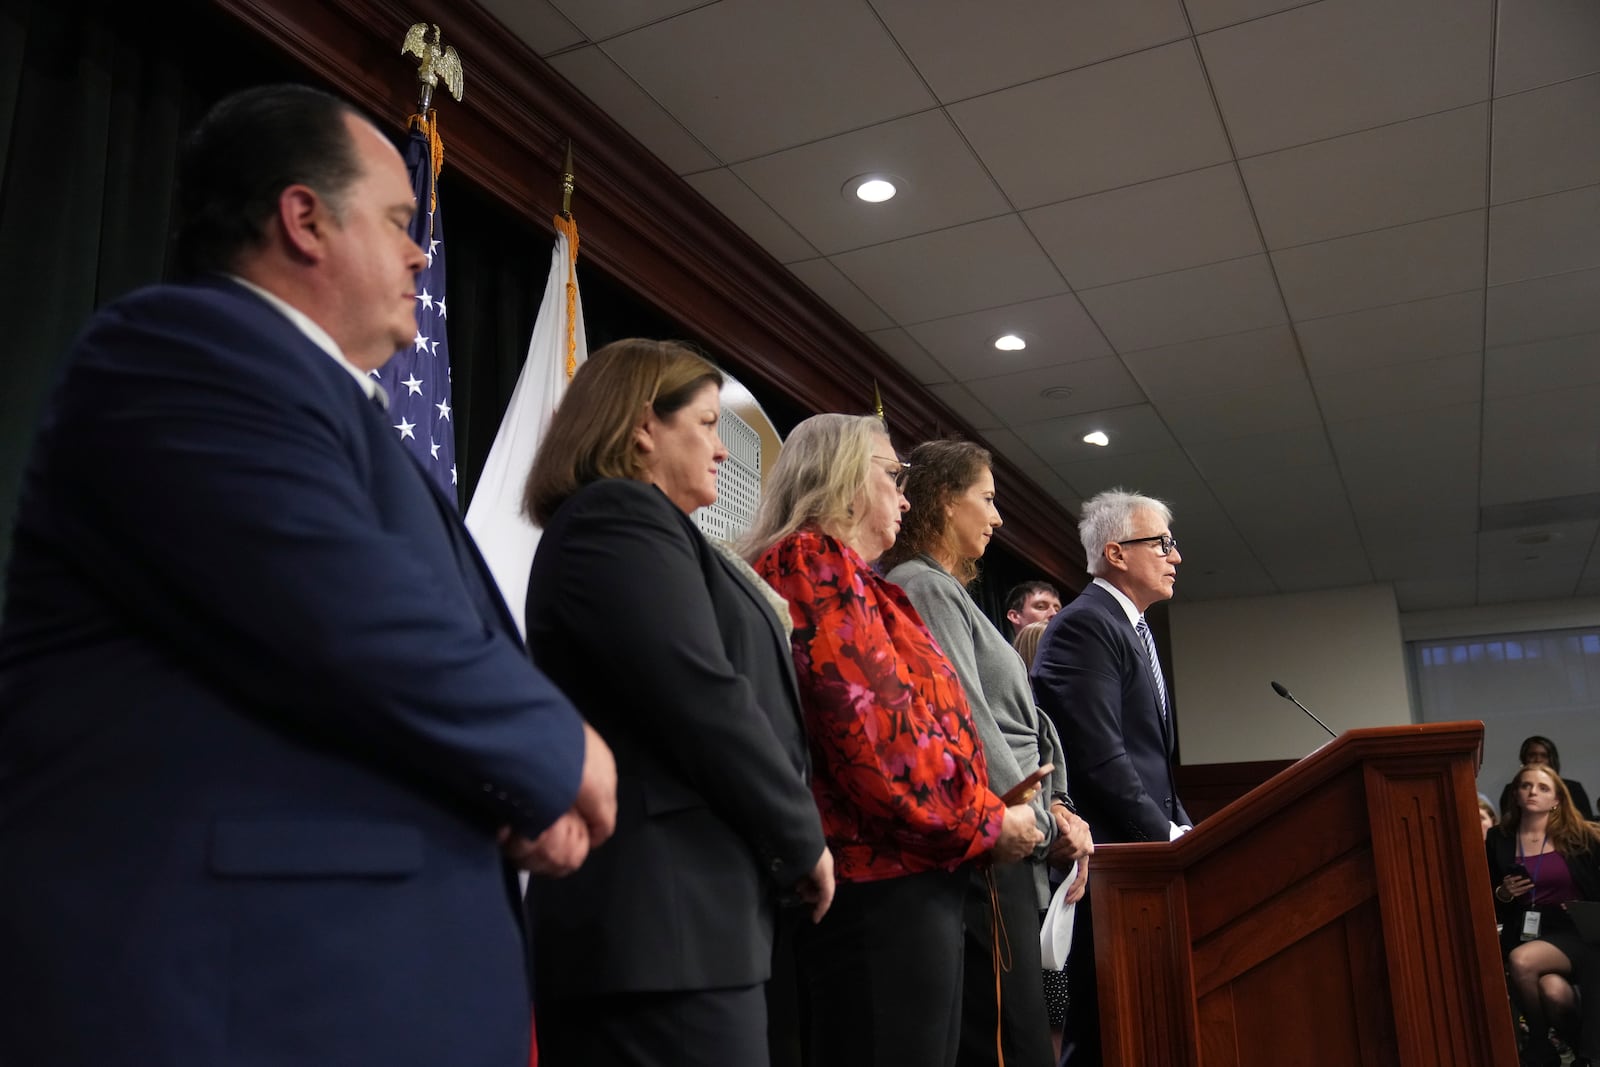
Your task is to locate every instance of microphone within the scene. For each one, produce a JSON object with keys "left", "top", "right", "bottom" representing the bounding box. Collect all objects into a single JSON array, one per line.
[{"left": 1270, "top": 681, "right": 1336, "bottom": 739}]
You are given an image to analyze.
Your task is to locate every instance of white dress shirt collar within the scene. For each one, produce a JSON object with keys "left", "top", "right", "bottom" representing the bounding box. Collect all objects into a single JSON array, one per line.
[{"left": 1092, "top": 576, "right": 1142, "bottom": 627}]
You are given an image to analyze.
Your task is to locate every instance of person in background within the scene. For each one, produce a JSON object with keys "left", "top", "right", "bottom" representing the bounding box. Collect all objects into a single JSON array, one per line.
[
  {"left": 520, "top": 339, "right": 833, "bottom": 1067},
  {"left": 1488, "top": 764, "right": 1600, "bottom": 1067},
  {"left": 745, "top": 413, "right": 1043, "bottom": 1067},
  {"left": 0, "top": 84, "right": 614, "bottom": 1067},
  {"left": 1006, "top": 580, "right": 1063, "bottom": 638},
  {"left": 1033, "top": 488, "right": 1190, "bottom": 1067},
  {"left": 1014, "top": 620, "right": 1051, "bottom": 670},
  {"left": 882, "top": 440, "right": 1091, "bottom": 1067},
  {"left": 1501, "top": 736, "right": 1595, "bottom": 822},
  {"left": 1479, "top": 794, "right": 1501, "bottom": 841}
]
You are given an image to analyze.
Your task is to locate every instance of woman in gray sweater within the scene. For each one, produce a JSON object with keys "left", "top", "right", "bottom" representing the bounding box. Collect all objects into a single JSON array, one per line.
[{"left": 882, "top": 440, "right": 1093, "bottom": 1067}]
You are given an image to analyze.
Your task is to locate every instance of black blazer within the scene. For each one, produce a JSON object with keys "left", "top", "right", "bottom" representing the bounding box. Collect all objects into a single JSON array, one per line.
[
  {"left": 524, "top": 479, "right": 826, "bottom": 997},
  {"left": 1486, "top": 824, "right": 1600, "bottom": 955},
  {"left": 1031, "top": 582, "right": 1190, "bottom": 844}
]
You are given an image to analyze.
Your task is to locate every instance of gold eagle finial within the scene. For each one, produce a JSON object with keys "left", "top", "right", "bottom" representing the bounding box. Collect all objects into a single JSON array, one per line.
[{"left": 401, "top": 23, "right": 464, "bottom": 110}]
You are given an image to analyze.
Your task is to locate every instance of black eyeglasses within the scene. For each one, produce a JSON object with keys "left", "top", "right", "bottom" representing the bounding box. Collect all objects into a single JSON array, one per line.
[
  {"left": 1118, "top": 534, "right": 1177, "bottom": 556},
  {"left": 872, "top": 455, "right": 911, "bottom": 487}
]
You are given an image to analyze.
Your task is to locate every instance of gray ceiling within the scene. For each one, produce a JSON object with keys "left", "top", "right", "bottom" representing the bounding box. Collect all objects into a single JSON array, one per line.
[{"left": 474, "top": 0, "right": 1600, "bottom": 611}]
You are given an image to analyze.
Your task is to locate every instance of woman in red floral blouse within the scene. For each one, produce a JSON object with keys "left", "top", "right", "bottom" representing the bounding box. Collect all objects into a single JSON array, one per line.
[{"left": 744, "top": 413, "right": 1042, "bottom": 1067}]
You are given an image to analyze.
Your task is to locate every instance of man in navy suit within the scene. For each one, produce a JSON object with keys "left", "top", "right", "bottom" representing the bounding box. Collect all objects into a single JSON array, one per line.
[
  {"left": 0, "top": 85, "right": 615, "bottom": 1066},
  {"left": 1033, "top": 487, "right": 1191, "bottom": 1067}
]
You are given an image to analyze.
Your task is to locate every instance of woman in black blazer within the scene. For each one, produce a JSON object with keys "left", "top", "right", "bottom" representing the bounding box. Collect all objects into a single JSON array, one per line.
[
  {"left": 1487, "top": 764, "right": 1600, "bottom": 1067},
  {"left": 520, "top": 339, "right": 832, "bottom": 1067}
]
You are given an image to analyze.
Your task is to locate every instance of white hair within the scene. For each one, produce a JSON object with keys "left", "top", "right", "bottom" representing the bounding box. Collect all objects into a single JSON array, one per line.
[{"left": 1079, "top": 488, "right": 1172, "bottom": 578}]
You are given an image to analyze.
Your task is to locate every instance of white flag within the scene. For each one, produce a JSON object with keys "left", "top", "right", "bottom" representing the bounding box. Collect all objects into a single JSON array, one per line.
[{"left": 465, "top": 216, "right": 586, "bottom": 637}]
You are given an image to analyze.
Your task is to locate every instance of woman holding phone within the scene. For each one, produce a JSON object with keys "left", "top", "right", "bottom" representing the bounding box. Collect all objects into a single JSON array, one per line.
[
  {"left": 881, "top": 440, "right": 1093, "bottom": 1066},
  {"left": 1487, "top": 763, "right": 1600, "bottom": 1067}
]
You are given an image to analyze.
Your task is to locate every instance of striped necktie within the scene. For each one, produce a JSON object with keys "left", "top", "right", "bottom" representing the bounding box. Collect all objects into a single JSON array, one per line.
[{"left": 1135, "top": 615, "right": 1168, "bottom": 721}]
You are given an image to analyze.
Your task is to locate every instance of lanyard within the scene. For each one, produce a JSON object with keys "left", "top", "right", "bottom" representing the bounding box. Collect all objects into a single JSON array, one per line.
[{"left": 1518, "top": 834, "right": 1549, "bottom": 906}]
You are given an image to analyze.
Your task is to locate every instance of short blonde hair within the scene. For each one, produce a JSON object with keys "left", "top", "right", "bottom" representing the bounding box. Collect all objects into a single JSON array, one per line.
[
  {"left": 741, "top": 413, "right": 887, "bottom": 562},
  {"left": 523, "top": 339, "right": 721, "bottom": 526}
]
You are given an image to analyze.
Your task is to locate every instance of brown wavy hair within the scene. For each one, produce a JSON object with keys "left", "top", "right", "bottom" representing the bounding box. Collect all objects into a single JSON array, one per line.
[
  {"left": 1501, "top": 764, "right": 1600, "bottom": 855},
  {"left": 879, "top": 439, "right": 992, "bottom": 585},
  {"left": 522, "top": 338, "right": 722, "bottom": 526},
  {"left": 1012, "top": 619, "right": 1048, "bottom": 669}
]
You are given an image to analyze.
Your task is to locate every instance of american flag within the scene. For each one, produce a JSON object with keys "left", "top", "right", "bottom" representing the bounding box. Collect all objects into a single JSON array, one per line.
[{"left": 374, "top": 116, "right": 456, "bottom": 501}]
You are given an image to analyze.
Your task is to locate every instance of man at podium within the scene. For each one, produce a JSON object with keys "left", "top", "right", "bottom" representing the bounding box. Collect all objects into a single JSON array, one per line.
[{"left": 1032, "top": 488, "right": 1192, "bottom": 1067}]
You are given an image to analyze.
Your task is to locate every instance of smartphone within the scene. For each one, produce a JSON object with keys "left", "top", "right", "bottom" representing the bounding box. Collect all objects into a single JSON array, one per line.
[
  {"left": 1508, "top": 864, "right": 1530, "bottom": 880},
  {"left": 1000, "top": 763, "right": 1054, "bottom": 806}
]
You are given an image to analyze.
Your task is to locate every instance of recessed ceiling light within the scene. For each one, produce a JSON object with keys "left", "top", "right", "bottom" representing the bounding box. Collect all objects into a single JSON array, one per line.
[
  {"left": 844, "top": 173, "right": 902, "bottom": 203},
  {"left": 1083, "top": 431, "right": 1110, "bottom": 447},
  {"left": 993, "top": 333, "right": 1027, "bottom": 351}
]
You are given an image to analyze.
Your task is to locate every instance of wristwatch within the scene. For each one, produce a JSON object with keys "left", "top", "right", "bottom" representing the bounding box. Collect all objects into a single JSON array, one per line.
[{"left": 1051, "top": 791, "right": 1078, "bottom": 815}]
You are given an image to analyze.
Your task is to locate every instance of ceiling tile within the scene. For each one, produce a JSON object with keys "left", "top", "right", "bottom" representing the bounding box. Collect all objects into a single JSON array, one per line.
[
  {"left": 1271, "top": 211, "right": 1486, "bottom": 320},
  {"left": 785, "top": 259, "right": 892, "bottom": 331},
  {"left": 1185, "top": 0, "right": 1318, "bottom": 34},
  {"left": 980, "top": 428, "right": 1051, "bottom": 476},
  {"left": 683, "top": 168, "right": 818, "bottom": 263},
  {"left": 1481, "top": 384, "right": 1600, "bottom": 505},
  {"left": 1485, "top": 266, "right": 1600, "bottom": 347},
  {"left": 731, "top": 111, "right": 1009, "bottom": 255},
  {"left": 905, "top": 294, "right": 1113, "bottom": 382},
  {"left": 1477, "top": 563, "right": 1583, "bottom": 603},
  {"left": 1328, "top": 400, "right": 1481, "bottom": 469},
  {"left": 1239, "top": 104, "right": 1489, "bottom": 249},
  {"left": 1056, "top": 446, "right": 1209, "bottom": 503},
  {"left": 1210, "top": 464, "right": 1355, "bottom": 532},
  {"left": 1256, "top": 541, "right": 1375, "bottom": 593},
  {"left": 1295, "top": 291, "right": 1483, "bottom": 375},
  {"left": 1077, "top": 255, "right": 1287, "bottom": 351},
  {"left": 1488, "top": 184, "right": 1600, "bottom": 286},
  {"left": 1121, "top": 325, "right": 1306, "bottom": 404},
  {"left": 965, "top": 359, "right": 1148, "bottom": 424},
  {"left": 476, "top": 0, "right": 586, "bottom": 53},
  {"left": 545, "top": 0, "right": 708, "bottom": 39},
  {"left": 1199, "top": 0, "right": 1494, "bottom": 157},
  {"left": 1024, "top": 164, "right": 1263, "bottom": 289},
  {"left": 829, "top": 215, "right": 1067, "bottom": 325},
  {"left": 1172, "top": 563, "right": 1281, "bottom": 601},
  {"left": 1493, "top": 0, "right": 1600, "bottom": 96},
  {"left": 1479, "top": 519, "right": 1597, "bottom": 572},
  {"left": 948, "top": 41, "right": 1232, "bottom": 208},
  {"left": 1394, "top": 576, "right": 1479, "bottom": 611},
  {"left": 926, "top": 382, "right": 1003, "bottom": 431},
  {"left": 1367, "top": 533, "right": 1479, "bottom": 582},
  {"left": 1015, "top": 405, "right": 1177, "bottom": 465},
  {"left": 866, "top": 327, "right": 951, "bottom": 386},
  {"left": 1348, "top": 472, "right": 1481, "bottom": 542},
  {"left": 1491, "top": 75, "right": 1600, "bottom": 203},
  {"left": 873, "top": 0, "right": 1190, "bottom": 103},
  {"left": 600, "top": 0, "right": 935, "bottom": 161},
  {"left": 1485, "top": 331, "right": 1600, "bottom": 399},
  {"left": 1186, "top": 427, "right": 1334, "bottom": 481},
  {"left": 547, "top": 46, "right": 718, "bottom": 173},
  {"left": 1159, "top": 377, "right": 1323, "bottom": 445},
  {"left": 1313, "top": 352, "right": 1483, "bottom": 424}
]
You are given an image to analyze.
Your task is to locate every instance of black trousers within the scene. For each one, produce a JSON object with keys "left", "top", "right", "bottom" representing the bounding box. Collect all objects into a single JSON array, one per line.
[
  {"left": 536, "top": 984, "right": 768, "bottom": 1067},
  {"left": 1057, "top": 887, "right": 1100, "bottom": 1067},
  {"left": 800, "top": 866, "right": 969, "bottom": 1067},
  {"left": 957, "top": 862, "right": 1056, "bottom": 1067}
]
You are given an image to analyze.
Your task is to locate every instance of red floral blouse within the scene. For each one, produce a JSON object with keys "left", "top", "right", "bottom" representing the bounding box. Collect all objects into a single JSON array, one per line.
[{"left": 754, "top": 528, "right": 1004, "bottom": 882}]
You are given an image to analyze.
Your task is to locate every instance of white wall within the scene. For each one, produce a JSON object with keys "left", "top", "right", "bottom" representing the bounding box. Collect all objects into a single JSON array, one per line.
[{"left": 1169, "top": 584, "right": 1411, "bottom": 764}]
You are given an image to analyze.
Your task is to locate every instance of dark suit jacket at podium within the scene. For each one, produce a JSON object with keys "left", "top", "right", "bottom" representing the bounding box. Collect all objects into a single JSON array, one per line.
[
  {"left": 524, "top": 479, "right": 825, "bottom": 999},
  {"left": 1032, "top": 581, "right": 1190, "bottom": 844},
  {"left": 0, "top": 279, "right": 586, "bottom": 1067}
]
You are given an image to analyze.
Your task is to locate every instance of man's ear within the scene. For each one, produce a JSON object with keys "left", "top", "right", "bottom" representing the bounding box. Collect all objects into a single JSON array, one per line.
[
  {"left": 1104, "top": 543, "right": 1128, "bottom": 573},
  {"left": 1006, "top": 609, "right": 1023, "bottom": 627},
  {"left": 277, "top": 184, "right": 327, "bottom": 262}
]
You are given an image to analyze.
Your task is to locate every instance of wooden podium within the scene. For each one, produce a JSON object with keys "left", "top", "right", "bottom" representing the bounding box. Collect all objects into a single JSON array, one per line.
[{"left": 1090, "top": 722, "right": 1517, "bottom": 1067}]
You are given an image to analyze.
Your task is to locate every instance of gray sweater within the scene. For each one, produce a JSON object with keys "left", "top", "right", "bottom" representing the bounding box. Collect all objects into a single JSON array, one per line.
[{"left": 886, "top": 554, "right": 1069, "bottom": 908}]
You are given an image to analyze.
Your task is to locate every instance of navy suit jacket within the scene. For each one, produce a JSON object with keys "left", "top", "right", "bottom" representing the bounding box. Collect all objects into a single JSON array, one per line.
[
  {"left": 0, "top": 279, "right": 585, "bottom": 1066},
  {"left": 524, "top": 479, "right": 825, "bottom": 999},
  {"left": 1032, "top": 582, "right": 1190, "bottom": 844}
]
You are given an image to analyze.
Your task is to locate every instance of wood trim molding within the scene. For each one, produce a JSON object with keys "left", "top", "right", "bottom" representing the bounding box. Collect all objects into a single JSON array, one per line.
[{"left": 208, "top": 0, "right": 1085, "bottom": 581}]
